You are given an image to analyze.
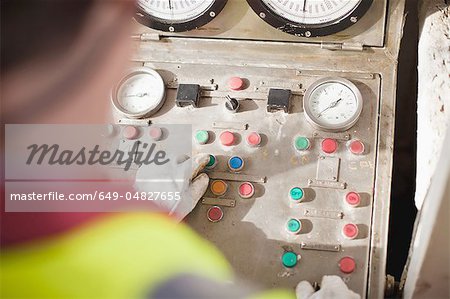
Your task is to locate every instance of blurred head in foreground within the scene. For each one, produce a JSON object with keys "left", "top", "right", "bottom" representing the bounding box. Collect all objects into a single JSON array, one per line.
[{"left": 1, "top": 0, "right": 134, "bottom": 124}]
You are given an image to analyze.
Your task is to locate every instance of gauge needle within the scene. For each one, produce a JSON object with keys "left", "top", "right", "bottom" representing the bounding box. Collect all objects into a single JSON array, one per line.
[
  {"left": 317, "top": 98, "right": 342, "bottom": 118},
  {"left": 125, "top": 93, "right": 148, "bottom": 98},
  {"left": 302, "top": 0, "right": 307, "bottom": 11},
  {"left": 169, "top": 0, "right": 173, "bottom": 17}
]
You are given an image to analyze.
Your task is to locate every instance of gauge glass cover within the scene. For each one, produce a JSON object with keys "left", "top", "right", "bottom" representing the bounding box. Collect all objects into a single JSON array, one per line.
[
  {"left": 247, "top": 0, "right": 373, "bottom": 37},
  {"left": 303, "top": 77, "right": 363, "bottom": 132},
  {"left": 112, "top": 67, "right": 166, "bottom": 119}
]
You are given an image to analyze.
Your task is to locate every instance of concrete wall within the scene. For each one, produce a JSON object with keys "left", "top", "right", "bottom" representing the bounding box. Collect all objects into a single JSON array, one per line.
[{"left": 403, "top": 1, "right": 450, "bottom": 298}]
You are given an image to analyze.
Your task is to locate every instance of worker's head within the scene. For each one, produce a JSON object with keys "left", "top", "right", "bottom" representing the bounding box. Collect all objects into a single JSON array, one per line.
[{"left": 1, "top": 0, "right": 135, "bottom": 124}]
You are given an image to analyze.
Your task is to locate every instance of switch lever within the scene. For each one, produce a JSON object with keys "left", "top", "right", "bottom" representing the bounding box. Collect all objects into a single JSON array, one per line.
[{"left": 225, "top": 95, "right": 240, "bottom": 113}]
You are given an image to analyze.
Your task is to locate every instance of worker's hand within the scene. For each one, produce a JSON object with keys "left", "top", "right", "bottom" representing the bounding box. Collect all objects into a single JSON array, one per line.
[
  {"left": 296, "top": 276, "right": 360, "bottom": 299},
  {"left": 135, "top": 153, "right": 210, "bottom": 221}
]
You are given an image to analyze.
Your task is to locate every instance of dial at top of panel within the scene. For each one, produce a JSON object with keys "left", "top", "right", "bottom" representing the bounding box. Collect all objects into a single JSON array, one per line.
[
  {"left": 135, "top": 0, "right": 228, "bottom": 32},
  {"left": 247, "top": 0, "right": 373, "bottom": 37}
]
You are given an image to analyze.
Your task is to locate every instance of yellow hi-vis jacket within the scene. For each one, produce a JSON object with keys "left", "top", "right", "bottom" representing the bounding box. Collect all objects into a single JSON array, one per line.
[{"left": 1, "top": 213, "right": 295, "bottom": 299}]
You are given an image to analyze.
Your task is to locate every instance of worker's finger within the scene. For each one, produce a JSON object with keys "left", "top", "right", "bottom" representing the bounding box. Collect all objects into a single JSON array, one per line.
[
  {"left": 296, "top": 281, "right": 315, "bottom": 299},
  {"left": 191, "top": 154, "right": 210, "bottom": 180},
  {"left": 190, "top": 173, "right": 209, "bottom": 203}
]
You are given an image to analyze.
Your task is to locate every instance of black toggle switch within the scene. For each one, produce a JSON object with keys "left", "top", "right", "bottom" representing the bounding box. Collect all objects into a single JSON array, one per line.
[
  {"left": 267, "top": 88, "right": 291, "bottom": 113},
  {"left": 176, "top": 84, "right": 201, "bottom": 108},
  {"left": 225, "top": 95, "right": 240, "bottom": 113}
]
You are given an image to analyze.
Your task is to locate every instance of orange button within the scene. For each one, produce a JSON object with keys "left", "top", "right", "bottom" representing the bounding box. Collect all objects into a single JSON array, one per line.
[{"left": 211, "top": 180, "right": 228, "bottom": 196}]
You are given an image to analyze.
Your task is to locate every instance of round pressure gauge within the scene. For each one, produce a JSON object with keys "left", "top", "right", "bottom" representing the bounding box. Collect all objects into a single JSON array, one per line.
[
  {"left": 135, "top": 0, "right": 228, "bottom": 32},
  {"left": 247, "top": 0, "right": 373, "bottom": 37},
  {"left": 111, "top": 67, "right": 166, "bottom": 119},
  {"left": 303, "top": 77, "right": 363, "bottom": 132}
]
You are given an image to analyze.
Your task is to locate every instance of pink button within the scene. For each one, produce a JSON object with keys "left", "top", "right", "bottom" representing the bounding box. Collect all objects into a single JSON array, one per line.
[
  {"left": 246, "top": 132, "right": 261, "bottom": 147},
  {"left": 123, "top": 126, "right": 139, "bottom": 140},
  {"left": 349, "top": 139, "right": 365, "bottom": 155},
  {"left": 220, "top": 131, "right": 235, "bottom": 146},
  {"left": 343, "top": 223, "right": 359, "bottom": 239},
  {"left": 149, "top": 127, "right": 163, "bottom": 141},
  {"left": 207, "top": 206, "right": 224, "bottom": 222},
  {"left": 345, "top": 192, "right": 361, "bottom": 207},
  {"left": 239, "top": 182, "right": 255, "bottom": 199},
  {"left": 339, "top": 257, "right": 356, "bottom": 274},
  {"left": 321, "top": 138, "right": 338, "bottom": 154},
  {"left": 228, "top": 77, "right": 245, "bottom": 91}
]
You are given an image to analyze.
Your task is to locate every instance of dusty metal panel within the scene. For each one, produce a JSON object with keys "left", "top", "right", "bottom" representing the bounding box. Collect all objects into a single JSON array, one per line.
[{"left": 120, "top": 0, "right": 406, "bottom": 297}]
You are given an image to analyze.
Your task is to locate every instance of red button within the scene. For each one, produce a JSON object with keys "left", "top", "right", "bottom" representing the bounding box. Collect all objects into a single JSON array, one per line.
[
  {"left": 339, "top": 257, "right": 356, "bottom": 274},
  {"left": 149, "top": 127, "right": 163, "bottom": 141},
  {"left": 207, "top": 206, "right": 224, "bottom": 222},
  {"left": 239, "top": 182, "right": 255, "bottom": 199},
  {"left": 228, "top": 77, "right": 245, "bottom": 91},
  {"left": 349, "top": 139, "right": 365, "bottom": 155},
  {"left": 343, "top": 223, "right": 359, "bottom": 239},
  {"left": 246, "top": 132, "right": 261, "bottom": 147},
  {"left": 321, "top": 138, "right": 338, "bottom": 154},
  {"left": 345, "top": 192, "right": 361, "bottom": 207},
  {"left": 123, "top": 126, "right": 139, "bottom": 140},
  {"left": 220, "top": 131, "right": 235, "bottom": 146}
]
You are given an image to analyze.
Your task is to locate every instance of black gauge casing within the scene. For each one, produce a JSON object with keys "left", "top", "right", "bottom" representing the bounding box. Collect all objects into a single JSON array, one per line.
[
  {"left": 246, "top": 0, "right": 373, "bottom": 37},
  {"left": 135, "top": 1, "right": 228, "bottom": 32}
]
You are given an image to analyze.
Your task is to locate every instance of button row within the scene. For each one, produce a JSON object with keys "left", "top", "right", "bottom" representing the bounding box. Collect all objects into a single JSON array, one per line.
[
  {"left": 284, "top": 218, "right": 360, "bottom": 239},
  {"left": 195, "top": 130, "right": 262, "bottom": 147},
  {"left": 205, "top": 155, "right": 246, "bottom": 172},
  {"left": 122, "top": 125, "right": 164, "bottom": 141},
  {"left": 210, "top": 180, "right": 255, "bottom": 199},
  {"left": 294, "top": 136, "right": 366, "bottom": 155},
  {"left": 281, "top": 251, "right": 356, "bottom": 274},
  {"left": 289, "top": 188, "right": 361, "bottom": 207}
]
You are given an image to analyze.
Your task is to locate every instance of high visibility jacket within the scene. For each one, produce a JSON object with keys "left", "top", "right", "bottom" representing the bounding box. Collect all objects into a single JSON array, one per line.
[{"left": 1, "top": 213, "right": 295, "bottom": 299}]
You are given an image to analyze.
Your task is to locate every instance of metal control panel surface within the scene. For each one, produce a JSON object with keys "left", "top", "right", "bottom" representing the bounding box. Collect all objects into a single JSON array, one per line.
[
  {"left": 116, "top": 0, "right": 406, "bottom": 297},
  {"left": 143, "top": 64, "right": 379, "bottom": 296}
]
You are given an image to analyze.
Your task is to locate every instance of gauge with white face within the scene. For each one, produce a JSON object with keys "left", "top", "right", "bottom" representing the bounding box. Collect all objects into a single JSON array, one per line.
[
  {"left": 247, "top": 0, "right": 373, "bottom": 37},
  {"left": 112, "top": 67, "right": 166, "bottom": 119},
  {"left": 303, "top": 77, "right": 363, "bottom": 132},
  {"left": 135, "top": 0, "right": 227, "bottom": 32}
]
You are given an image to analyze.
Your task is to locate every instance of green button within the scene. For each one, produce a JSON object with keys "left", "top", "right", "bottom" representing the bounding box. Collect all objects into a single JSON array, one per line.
[
  {"left": 287, "top": 219, "right": 302, "bottom": 233},
  {"left": 206, "top": 154, "right": 217, "bottom": 168},
  {"left": 282, "top": 251, "right": 298, "bottom": 268},
  {"left": 290, "top": 187, "right": 304, "bottom": 201},
  {"left": 294, "top": 137, "right": 310, "bottom": 151},
  {"left": 195, "top": 130, "right": 209, "bottom": 144}
]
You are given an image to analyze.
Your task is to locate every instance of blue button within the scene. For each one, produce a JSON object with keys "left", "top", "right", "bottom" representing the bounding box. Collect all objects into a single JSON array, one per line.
[{"left": 228, "top": 156, "right": 244, "bottom": 171}]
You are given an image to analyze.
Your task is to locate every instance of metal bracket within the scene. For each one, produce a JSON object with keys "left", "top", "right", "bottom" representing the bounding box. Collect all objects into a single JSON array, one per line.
[
  {"left": 321, "top": 42, "right": 364, "bottom": 52},
  {"left": 208, "top": 171, "right": 266, "bottom": 183},
  {"left": 300, "top": 242, "right": 341, "bottom": 252},
  {"left": 202, "top": 197, "right": 236, "bottom": 207}
]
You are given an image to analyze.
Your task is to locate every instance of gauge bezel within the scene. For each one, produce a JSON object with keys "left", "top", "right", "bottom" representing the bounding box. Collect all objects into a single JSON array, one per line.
[
  {"left": 246, "top": 0, "right": 373, "bottom": 37},
  {"left": 111, "top": 67, "right": 166, "bottom": 119},
  {"left": 303, "top": 77, "right": 363, "bottom": 132},
  {"left": 135, "top": 0, "right": 228, "bottom": 32}
]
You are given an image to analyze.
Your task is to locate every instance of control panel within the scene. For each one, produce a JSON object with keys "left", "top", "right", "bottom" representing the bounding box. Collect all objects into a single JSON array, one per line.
[
  {"left": 112, "top": 1, "right": 406, "bottom": 298},
  {"left": 112, "top": 63, "right": 379, "bottom": 295}
]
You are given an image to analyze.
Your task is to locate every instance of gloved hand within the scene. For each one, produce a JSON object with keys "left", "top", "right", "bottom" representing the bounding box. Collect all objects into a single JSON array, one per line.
[
  {"left": 135, "top": 153, "right": 210, "bottom": 221},
  {"left": 296, "top": 276, "right": 361, "bottom": 299}
]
